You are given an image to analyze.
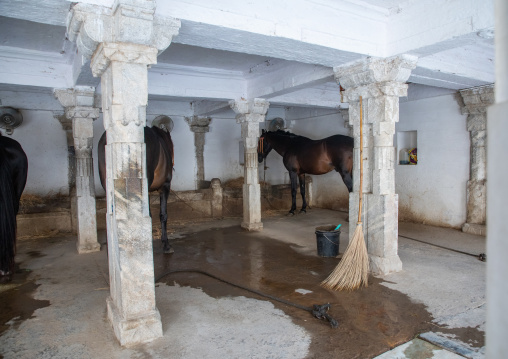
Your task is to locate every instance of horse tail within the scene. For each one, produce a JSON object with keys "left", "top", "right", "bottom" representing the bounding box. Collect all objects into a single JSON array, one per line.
[{"left": 0, "top": 145, "right": 17, "bottom": 275}]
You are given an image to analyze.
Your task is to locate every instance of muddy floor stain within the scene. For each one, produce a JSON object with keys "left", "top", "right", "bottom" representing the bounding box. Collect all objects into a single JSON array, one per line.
[{"left": 0, "top": 268, "right": 50, "bottom": 337}]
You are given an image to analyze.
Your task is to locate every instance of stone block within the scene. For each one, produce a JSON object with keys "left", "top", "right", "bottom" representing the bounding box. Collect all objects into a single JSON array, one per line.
[
  {"left": 365, "top": 193, "right": 399, "bottom": 260},
  {"left": 107, "top": 298, "right": 162, "bottom": 347},
  {"left": 72, "top": 117, "right": 94, "bottom": 138},
  {"left": 466, "top": 179, "right": 486, "bottom": 224},
  {"left": 373, "top": 147, "right": 395, "bottom": 170},
  {"left": 370, "top": 254, "right": 402, "bottom": 276},
  {"left": 470, "top": 145, "right": 486, "bottom": 181},
  {"left": 462, "top": 223, "right": 486, "bottom": 236},
  {"left": 372, "top": 169, "right": 395, "bottom": 195}
]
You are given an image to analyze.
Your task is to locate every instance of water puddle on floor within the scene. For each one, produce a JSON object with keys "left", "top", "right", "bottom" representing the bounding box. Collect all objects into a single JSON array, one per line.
[
  {"left": 0, "top": 267, "right": 50, "bottom": 337},
  {"left": 153, "top": 225, "right": 437, "bottom": 358}
]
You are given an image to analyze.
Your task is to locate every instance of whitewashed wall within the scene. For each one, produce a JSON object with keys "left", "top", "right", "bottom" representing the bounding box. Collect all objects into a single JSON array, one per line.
[
  {"left": 204, "top": 115, "right": 243, "bottom": 185},
  {"left": 6, "top": 109, "right": 69, "bottom": 195},
  {"left": 397, "top": 94, "right": 469, "bottom": 228}
]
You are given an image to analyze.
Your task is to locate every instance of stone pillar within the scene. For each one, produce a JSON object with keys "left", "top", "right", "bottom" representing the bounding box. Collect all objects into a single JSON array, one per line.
[
  {"left": 230, "top": 98, "right": 269, "bottom": 231},
  {"left": 340, "top": 108, "right": 353, "bottom": 136},
  {"left": 210, "top": 178, "right": 223, "bottom": 218},
  {"left": 335, "top": 55, "right": 417, "bottom": 275},
  {"left": 186, "top": 116, "right": 211, "bottom": 189},
  {"left": 54, "top": 111, "right": 78, "bottom": 234},
  {"left": 54, "top": 87, "right": 100, "bottom": 253},
  {"left": 459, "top": 85, "right": 494, "bottom": 236},
  {"left": 67, "top": 0, "right": 180, "bottom": 346}
]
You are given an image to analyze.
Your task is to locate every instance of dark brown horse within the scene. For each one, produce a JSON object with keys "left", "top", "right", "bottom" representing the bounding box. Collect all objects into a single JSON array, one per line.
[
  {"left": 98, "top": 126, "right": 174, "bottom": 253},
  {"left": 0, "top": 134, "right": 28, "bottom": 282},
  {"left": 258, "top": 130, "right": 353, "bottom": 215}
]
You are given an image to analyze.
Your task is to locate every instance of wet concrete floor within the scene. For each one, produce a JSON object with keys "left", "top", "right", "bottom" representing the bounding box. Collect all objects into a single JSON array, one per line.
[
  {"left": 0, "top": 209, "right": 485, "bottom": 358},
  {"left": 154, "top": 223, "right": 434, "bottom": 358}
]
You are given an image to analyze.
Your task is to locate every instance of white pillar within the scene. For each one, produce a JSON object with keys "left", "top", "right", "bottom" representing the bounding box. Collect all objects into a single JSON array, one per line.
[
  {"left": 459, "top": 85, "right": 494, "bottom": 236},
  {"left": 54, "top": 87, "right": 100, "bottom": 253},
  {"left": 487, "top": 0, "right": 508, "bottom": 356},
  {"left": 335, "top": 55, "right": 417, "bottom": 275},
  {"left": 230, "top": 98, "right": 269, "bottom": 231},
  {"left": 67, "top": 0, "right": 180, "bottom": 346}
]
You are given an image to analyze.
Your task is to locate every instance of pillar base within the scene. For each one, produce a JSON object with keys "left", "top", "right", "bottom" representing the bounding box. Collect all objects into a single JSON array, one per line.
[
  {"left": 369, "top": 254, "right": 402, "bottom": 276},
  {"left": 241, "top": 222, "right": 263, "bottom": 231},
  {"left": 107, "top": 297, "right": 163, "bottom": 347},
  {"left": 77, "top": 241, "right": 101, "bottom": 254},
  {"left": 462, "top": 223, "right": 486, "bottom": 236}
]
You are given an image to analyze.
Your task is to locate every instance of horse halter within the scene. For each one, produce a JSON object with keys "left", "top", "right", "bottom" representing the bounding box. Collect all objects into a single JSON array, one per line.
[{"left": 258, "top": 136, "right": 265, "bottom": 155}]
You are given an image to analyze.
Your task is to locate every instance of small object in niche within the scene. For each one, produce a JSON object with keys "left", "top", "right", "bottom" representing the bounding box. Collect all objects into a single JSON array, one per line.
[
  {"left": 399, "top": 148, "right": 409, "bottom": 165},
  {"left": 408, "top": 148, "right": 417, "bottom": 165}
]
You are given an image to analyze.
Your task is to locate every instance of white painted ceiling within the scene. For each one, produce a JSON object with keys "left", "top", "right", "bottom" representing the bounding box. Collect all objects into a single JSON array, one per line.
[{"left": 0, "top": 0, "right": 495, "bottom": 113}]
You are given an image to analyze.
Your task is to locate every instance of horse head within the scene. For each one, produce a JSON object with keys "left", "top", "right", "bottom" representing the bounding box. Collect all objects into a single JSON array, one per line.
[{"left": 257, "top": 129, "right": 273, "bottom": 163}]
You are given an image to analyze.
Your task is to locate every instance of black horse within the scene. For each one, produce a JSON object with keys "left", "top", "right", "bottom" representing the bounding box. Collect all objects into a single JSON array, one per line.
[
  {"left": 0, "top": 134, "right": 28, "bottom": 282},
  {"left": 258, "top": 130, "right": 353, "bottom": 215},
  {"left": 98, "top": 126, "right": 174, "bottom": 253}
]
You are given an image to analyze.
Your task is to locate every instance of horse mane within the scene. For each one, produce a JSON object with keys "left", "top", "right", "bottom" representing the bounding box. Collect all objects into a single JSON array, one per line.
[{"left": 269, "top": 129, "right": 307, "bottom": 141}]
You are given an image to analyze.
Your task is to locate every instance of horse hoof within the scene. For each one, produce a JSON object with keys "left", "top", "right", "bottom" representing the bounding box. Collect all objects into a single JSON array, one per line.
[
  {"left": 164, "top": 247, "right": 174, "bottom": 254},
  {"left": 0, "top": 271, "right": 12, "bottom": 283},
  {"left": 287, "top": 212, "right": 295, "bottom": 216},
  {"left": 299, "top": 210, "right": 307, "bottom": 214}
]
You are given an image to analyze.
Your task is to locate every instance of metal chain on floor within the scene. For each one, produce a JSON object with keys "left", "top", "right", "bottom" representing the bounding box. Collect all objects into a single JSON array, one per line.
[
  {"left": 155, "top": 268, "right": 339, "bottom": 328},
  {"left": 399, "top": 235, "right": 486, "bottom": 262}
]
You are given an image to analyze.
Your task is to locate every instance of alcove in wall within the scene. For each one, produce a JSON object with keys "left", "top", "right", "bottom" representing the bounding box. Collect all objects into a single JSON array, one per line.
[{"left": 397, "top": 130, "right": 417, "bottom": 165}]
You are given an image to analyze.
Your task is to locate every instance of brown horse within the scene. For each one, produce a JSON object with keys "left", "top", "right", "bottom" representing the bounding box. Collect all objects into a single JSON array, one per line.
[
  {"left": 258, "top": 130, "right": 353, "bottom": 215},
  {"left": 0, "top": 134, "right": 28, "bottom": 282},
  {"left": 98, "top": 126, "right": 174, "bottom": 253}
]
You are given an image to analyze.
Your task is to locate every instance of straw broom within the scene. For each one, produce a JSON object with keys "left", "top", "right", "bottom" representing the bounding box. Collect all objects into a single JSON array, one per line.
[{"left": 321, "top": 96, "right": 369, "bottom": 291}]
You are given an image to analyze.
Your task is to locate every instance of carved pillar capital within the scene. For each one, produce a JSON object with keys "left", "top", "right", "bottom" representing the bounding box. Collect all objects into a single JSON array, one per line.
[
  {"left": 186, "top": 116, "right": 211, "bottom": 133},
  {"left": 230, "top": 98, "right": 270, "bottom": 123},
  {"left": 334, "top": 55, "right": 417, "bottom": 102},
  {"left": 67, "top": 0, "right": 180, "bottom": 60}
]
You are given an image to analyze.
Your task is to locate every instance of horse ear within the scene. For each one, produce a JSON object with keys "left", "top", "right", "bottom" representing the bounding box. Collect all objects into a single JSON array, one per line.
[{"left": 262, "top": 129, "right": 266, "bottom": 134}]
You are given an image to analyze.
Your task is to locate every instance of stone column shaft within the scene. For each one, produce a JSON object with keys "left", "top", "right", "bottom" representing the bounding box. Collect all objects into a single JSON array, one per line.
[
  {"left": 186, "top": 116, "right": 211, "bottom": 189},
  {"left": 54, "top": 87, "right": 100, "bottom": 253},
  {"left": 335, "top": 55, "right": 417, "bottom": 275},
  {"left": 230, "top": 98, "right": 269, "bottom": 231},
  {"left": 97, "top": 46, "right": 162, "bottom": 346},
  {"left": 67, "top": 0, "right": 181, "bottom": 346},
  {"left": 459, "top": 85, "right": 494, "bottom": 236}
]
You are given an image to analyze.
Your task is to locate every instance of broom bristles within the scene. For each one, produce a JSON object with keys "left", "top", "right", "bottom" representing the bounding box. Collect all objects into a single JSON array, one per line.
[{"left": 321, "top": 223, "right": 369, "bottom": 291}]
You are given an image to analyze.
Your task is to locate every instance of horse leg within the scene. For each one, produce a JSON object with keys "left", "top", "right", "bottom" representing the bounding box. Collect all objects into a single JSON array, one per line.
[
  {"left": 159, "top": 183, "right": 173, "bottom": 254},
  {"left": 288, "top": 171, "right": 298, "bottom": 215},
  {"left": 298, "top": 174, "right": 307, "bottom": 214}
]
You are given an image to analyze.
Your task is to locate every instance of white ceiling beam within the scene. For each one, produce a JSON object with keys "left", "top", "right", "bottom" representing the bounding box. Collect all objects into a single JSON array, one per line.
[
  {"left": 192, "top": 100, "right": 232, "bottom": 117},
  {"left": 147, "top": 63, "right": 246, "bottom": 101},
  {"left": 268, "top": 84, "right": 343, "bottom": 109},
  {"left": 0, "top": 46, "right": 72, "bottom": 89},
  {"left": 387, "top": 0, "right": 494, "bottom": 57},
  {"left": 247, "top": 62, "right": 334, "bottom": 99}
]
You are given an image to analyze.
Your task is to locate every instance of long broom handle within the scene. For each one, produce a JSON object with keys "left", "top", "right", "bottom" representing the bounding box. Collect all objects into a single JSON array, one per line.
[{"left": 358, "top": 96, "right": 363, "bottom": 224}]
